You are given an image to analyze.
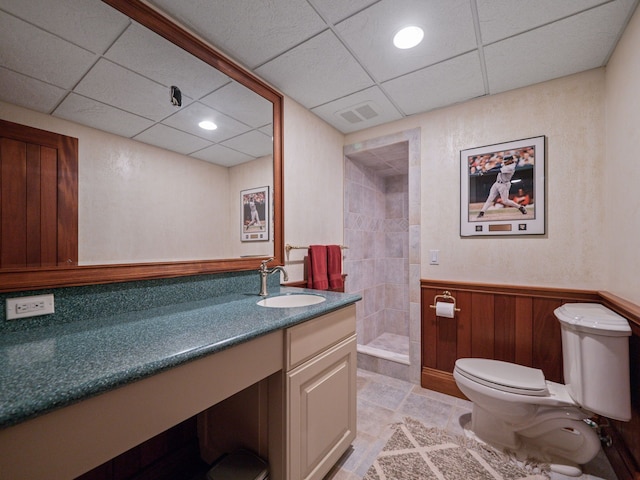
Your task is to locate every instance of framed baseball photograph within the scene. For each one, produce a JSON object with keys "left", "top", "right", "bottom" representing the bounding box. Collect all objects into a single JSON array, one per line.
[
  {"left": 241, "top": 186, "right": 270, "bottom": 242},
  {"left": 460, "top": 136, "right": 545, "bottom": 237}
]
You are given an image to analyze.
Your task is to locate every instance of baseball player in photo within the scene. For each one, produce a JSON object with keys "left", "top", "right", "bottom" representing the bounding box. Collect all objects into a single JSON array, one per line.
[{"left": 477, "top": 155, "right": 527, "bottom": 218}]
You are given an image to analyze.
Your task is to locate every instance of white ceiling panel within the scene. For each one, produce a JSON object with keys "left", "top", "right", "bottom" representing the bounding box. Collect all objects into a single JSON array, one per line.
[
  {"left": 311, "top": 86, "right": 403, "bottom": 134},
  {"left": 0, "top": 0, "right": 128, "bottom": 54},
  {"left": 53, "top": 94, "right": 154, "bottom": 138},
  {"left": 0, "top": 12, "right": 96, "bottom": 89},
  {"left": 201, "top": 82, "right": 273, "bottom": 128},
  {"left": 255, "top": 29, "right": 373, "bottom": 108},
  {"left": 0, "top": 68, "right": 66, "bottom": 113},
  {"left": 382, "top": 52, "right": 485, "bottom": 115},
  {"left": 477, "top": 0, "right": 608, "bottom": 44},
  {"left": 148, "top": 0, "right": 327, "bottom": 69},
  {"left": 485, "top": 1, "right": 634, "bottom": 94},
  {"left": 3, "top": 0, "right": 638, "bottom": 144},
  {"left": 133, "top": 124, "right": 212, "bottom": 155},
  {"left": 335, "top": 0, "right": 477, "bottom": 82},
  {"left": 105, "top": 22, "right": 230, "bottom": 99},
  {"left": 221, "top": 130, "right": 273, "bottom": 158},
  {"left": 191, "top": 144, "right": 254, "bottom": 167},
  {"left": 73, "top": 59, "right": 185, "bottom": 121},
  {"left": 161, "top": 102, "right": 252, "bottom": 143},
  {"left": 308, "top": 0, "right": 378, "bottom": 24}
]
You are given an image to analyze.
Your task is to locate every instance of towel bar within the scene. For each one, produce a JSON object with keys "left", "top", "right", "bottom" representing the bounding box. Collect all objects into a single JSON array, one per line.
[{"left": 285, "top": 244, "right": 348, "bottom": 261}]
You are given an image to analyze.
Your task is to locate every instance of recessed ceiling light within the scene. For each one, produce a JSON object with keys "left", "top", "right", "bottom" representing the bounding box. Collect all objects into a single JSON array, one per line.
[
  {"left": 199, "top": 120, "right": 217, "bottom": 130},
  {"left": 393, "top": 26, "right": 424, "bottom": 49}
]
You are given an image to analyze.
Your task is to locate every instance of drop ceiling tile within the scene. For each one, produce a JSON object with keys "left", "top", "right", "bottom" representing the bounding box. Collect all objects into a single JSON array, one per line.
[
  {"left": 255, "top": 30, "right": 373, "bottom": 108},
  {"left": 382, "top": 51, "right": 485, "bottom": 115},
  {"left": 260, "top": 124, "right": 274, "bottom": 138},
  {"left": 311, "top": 86, "right": 403, "bottom": 134},
  {"left": 484, "top": 2, "right": 634, "bottom": 94},
  {"left": 0, "top": 68, "right": 66, "bottom": 113},
  {"left": 477, "top": 0, "right": 608, "bottom": 44},
  {"left": 335, "top": 0, "right": 477, "bottom": 82},
  {"left": 191, "top": 144, "right": 254, "bottom": 167},
  {"left": 201, "top": 81, "right": 273, "bottom": 128},
  {"left": 133, "top": 124, "right": 212, "bottom": 155},
  {"left": 74, "top": 59, "right": 183, "bottom": 121},
  {"left": 309, "top": 0, "right": 379, "bottom": 24},
  {"left": 148, "top": 0, "right": 327, "bottom": 68},
  {"left": 0, "top": 0, "right": 129, "bottom": 53},
  {"left": 53, "top": 93, "right": 154, "bottom": 138},
  {"left": 105, "top": 22, "right": 229, "bottom": 99},
  {"left": 220, "top": 130, "right": 272, "bottom": 158},
  {"left": 161, "top": 101, "right": 251, "bottom": 143},
  {"left": 0, "top": 12, "right": 96, "bottom": 89}
]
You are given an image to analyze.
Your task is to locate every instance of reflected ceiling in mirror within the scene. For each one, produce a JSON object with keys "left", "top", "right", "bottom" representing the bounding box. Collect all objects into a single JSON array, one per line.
[
  {"left": 0, "top": 0, "right": 283, "bottom": 291},
  {"left": 0, "top": 0, "right": 273, "bottom": 167}
]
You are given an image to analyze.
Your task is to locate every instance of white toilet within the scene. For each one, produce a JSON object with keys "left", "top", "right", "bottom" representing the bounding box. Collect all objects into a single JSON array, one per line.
[{"left": 453, "top": 303, "right": 631, "bottom": 476}]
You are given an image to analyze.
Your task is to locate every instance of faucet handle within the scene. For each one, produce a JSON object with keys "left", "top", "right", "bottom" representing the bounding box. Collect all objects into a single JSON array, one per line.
[{"left": 260, "top": 258, "right": 274, "bottom": 270}]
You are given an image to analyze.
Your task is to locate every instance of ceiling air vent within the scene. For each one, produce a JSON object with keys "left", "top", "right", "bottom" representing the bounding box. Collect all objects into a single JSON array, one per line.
[{"left": 336, "top": 101, "right": 380, "bottom": 124}]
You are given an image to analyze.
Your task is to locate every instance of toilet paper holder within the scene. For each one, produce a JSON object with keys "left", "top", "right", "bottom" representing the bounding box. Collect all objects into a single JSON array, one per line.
[{"left": 429, "top": 291, "right": 461, "bottom": 312}]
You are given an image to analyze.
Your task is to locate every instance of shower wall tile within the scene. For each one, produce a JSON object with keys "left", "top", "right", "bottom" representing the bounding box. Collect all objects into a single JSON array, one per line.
[
  {"left": 409, "top": 264, "right": 421, "bottom": 304},
  {"left": 385, "top": 283, "right": 406, "bottom": 311},
  {"left": 385, "top": 232, "right": 406, "bottom": 258},
  {"left": 384, "top": 308, "right": 409, "bottom": 336},
  {"left": 409, "top": 225, "right": 421, "bottom": 265}
]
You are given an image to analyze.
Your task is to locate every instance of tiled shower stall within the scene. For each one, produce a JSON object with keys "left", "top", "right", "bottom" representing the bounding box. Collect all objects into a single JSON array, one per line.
[{"left": 343, "top": 129, "right": 421, "bottom": 382}]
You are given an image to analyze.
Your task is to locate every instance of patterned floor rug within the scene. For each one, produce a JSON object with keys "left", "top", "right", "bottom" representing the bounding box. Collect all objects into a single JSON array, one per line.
[{"left": 364, "top": 417, "right": 550, "bottom": 480}]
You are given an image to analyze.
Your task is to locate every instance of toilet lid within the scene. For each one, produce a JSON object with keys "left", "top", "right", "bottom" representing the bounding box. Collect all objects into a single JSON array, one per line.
[{"left": 455, "top": 358, "right": 549, "bottom": 396}]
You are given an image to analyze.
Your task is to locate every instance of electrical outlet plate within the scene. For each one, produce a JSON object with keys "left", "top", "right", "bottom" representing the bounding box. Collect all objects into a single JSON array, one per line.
[{"left": 6, "top": 294, "right": 55, "bottom": 320}]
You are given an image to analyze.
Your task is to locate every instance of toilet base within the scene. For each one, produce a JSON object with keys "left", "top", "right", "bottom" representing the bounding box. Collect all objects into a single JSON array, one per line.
[
  {"left": 468, "top": 403, "right": 601, "bottom": 475},
  {"left": 462, "top": 421, "right": 583, "bottom": 477}
]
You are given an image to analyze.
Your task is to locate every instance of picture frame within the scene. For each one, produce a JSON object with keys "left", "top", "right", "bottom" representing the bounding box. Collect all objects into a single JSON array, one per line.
[
  {"left": 460, "top": 136, "right": 545, "bottom": 237},
  {"left": 241, "top": 186, "right": 270, "bottom": 242}
]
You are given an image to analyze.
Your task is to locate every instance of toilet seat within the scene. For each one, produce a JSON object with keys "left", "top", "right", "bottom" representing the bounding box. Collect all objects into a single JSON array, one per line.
[{"left": 454, "top": 358, "right": 549, "bottom": 396}]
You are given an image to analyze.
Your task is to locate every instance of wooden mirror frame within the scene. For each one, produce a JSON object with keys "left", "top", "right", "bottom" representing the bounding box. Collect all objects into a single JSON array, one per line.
[{"left": 0, "top": 0, "right": 283, "bottom": 293}]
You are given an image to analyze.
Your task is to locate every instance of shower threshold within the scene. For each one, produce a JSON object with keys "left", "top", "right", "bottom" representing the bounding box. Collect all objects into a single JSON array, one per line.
[{"left": 357, "top": 332, "right": 410, "bottom": 365}]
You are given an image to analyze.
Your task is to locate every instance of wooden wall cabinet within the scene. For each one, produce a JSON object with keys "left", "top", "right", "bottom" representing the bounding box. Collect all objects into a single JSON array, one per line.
[{"left": 285, "top": 305, "right": 357, "bottom": 480}]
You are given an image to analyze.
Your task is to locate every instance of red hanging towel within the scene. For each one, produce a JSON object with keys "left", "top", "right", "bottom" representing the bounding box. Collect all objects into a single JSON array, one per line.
[
  {"left": 307, "top": 245, "right": 329, "bottom": 290},
  {"left": 327, "top": 245, "right": 344, "bottom": 290}
]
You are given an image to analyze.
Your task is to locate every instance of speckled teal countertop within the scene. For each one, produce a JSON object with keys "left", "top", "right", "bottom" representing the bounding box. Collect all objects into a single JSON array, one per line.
[{"left": 0, "top": 287, "right": 360, "bottom": 429}]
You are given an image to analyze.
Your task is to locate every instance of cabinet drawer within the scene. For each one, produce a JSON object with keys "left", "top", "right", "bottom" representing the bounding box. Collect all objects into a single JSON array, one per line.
[{"left": 286, "top": 304, "right": 356, "bottom": 370}]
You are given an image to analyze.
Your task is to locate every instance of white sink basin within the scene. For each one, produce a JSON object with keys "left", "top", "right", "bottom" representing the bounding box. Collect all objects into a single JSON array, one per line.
[{"left": 257, "top": 294, "right": 326, "bottom": 308}]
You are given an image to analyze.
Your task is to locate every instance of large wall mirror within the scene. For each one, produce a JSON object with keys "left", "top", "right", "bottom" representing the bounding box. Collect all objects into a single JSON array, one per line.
[{"left": 0, "top": 0, "right": 283, "bottom": 292}]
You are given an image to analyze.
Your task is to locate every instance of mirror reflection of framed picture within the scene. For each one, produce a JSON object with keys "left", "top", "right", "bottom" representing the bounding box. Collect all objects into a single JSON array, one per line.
[
  {"left": 460, "top": 136, "right": 545, "bottom": 237},
  {"left": 241, "top": 186, "right": 270, "bottom": 242}
]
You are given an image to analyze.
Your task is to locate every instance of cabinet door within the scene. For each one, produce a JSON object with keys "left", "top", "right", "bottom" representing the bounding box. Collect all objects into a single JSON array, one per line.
[
  {"left": 287, "top": 335, "right": 356, "bottom": 480},
  {"left": 0, "top": 119, "right": 78, "bottom": 267}
]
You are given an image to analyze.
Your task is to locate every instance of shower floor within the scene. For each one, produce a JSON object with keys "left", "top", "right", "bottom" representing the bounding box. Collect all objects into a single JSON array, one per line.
[{"left": 357, "top": 332, "right": 410, "bottom": 365}]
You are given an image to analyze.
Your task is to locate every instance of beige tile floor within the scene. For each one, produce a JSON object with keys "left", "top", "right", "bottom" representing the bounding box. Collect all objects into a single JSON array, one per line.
[{"left": 325, "top": 369, "right": 618, "bottom": 480}]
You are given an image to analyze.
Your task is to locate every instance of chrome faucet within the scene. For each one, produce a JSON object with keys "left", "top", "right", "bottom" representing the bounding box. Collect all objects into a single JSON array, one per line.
[{"left": 259, "top": 258, "right": 288, "bottom": 296}]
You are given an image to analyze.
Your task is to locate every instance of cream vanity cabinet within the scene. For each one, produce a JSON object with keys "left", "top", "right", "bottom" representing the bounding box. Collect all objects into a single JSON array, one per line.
[{"left": 285, "top": 304, "right": 357, "bottom": 480}]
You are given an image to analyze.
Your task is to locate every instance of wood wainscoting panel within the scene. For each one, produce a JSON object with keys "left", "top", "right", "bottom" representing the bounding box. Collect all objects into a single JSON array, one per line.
[
  {"left": 532, "top": 298, "right": 563, "bottom": 383},
  {"left": 420, "top": 280, "right": 640, "bottom": 480},
  {"left": 514, "top": 296, "right": 533, "bottom": 366}
]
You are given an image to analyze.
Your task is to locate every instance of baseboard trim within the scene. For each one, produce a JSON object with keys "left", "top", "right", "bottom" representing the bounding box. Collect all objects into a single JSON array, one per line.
[{"left": 421, "top": 367, "right": 465, "bottom": 400}]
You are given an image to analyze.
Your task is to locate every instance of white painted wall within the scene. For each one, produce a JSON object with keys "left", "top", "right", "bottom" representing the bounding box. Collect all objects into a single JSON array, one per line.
[
  {"left": 282, "top": 97, "right": 345, "bottom": 281},
  {"left": 605, "top": 6, "right": 640, "bottom": 305},
  {"left": 0, "top": 101, "right": 237, "bottom": 264},
  {"left": 229, "top": 155, "right": 274, "bottom": 258},
  {"left": 345, "top": 69, "right": 609, "bottom": 293}
]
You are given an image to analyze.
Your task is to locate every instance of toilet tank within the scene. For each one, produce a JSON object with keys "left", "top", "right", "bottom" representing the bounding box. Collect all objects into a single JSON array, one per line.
[{"left": 555, "top": 303, "right": 631, "bottom": 421}]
